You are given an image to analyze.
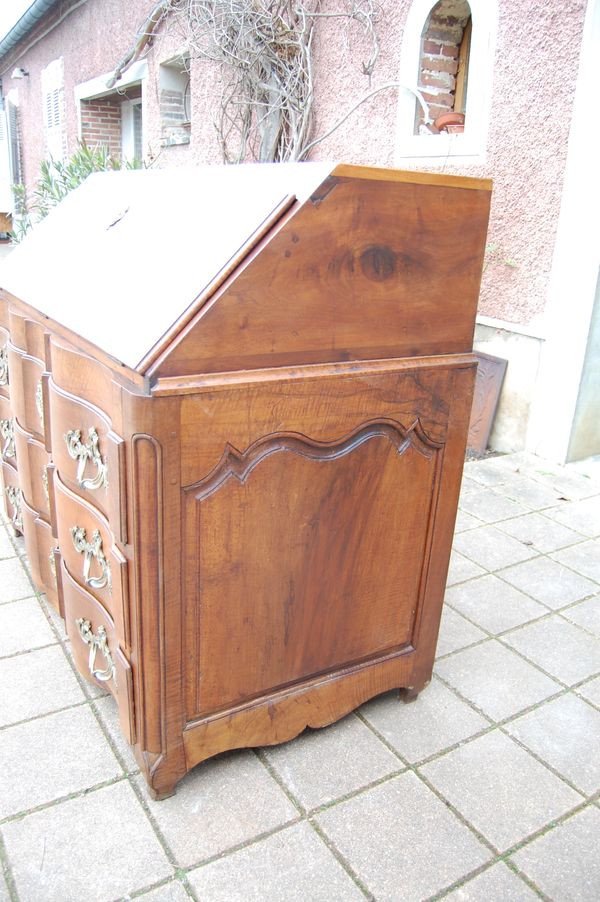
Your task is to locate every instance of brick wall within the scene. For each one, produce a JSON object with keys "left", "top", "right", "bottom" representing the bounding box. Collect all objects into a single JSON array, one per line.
[
  {"left": 159, "top": 87, "right": 191, "bottom": 147},
  {"left": 160, "top": 88, "right": 186, "bottom": 125},
  {"left": 80, "top": 97, "right": 121, "bottom": 160},
  {"left": 416, "top": 0, "right": 470, "bottom": 130}
]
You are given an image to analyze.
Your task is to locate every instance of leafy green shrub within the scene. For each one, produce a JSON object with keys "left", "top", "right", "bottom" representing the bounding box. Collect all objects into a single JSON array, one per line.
[{"left": 12, "top": 142, "right": 142, "bottom": 242}]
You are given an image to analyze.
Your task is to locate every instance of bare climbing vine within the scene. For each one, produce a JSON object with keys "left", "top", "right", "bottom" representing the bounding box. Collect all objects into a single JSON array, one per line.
[
  {"left": 169, "top": 0, "right": 381, "bottom": 163},
  {"left": 109, "top": 1, "right": 427, "bottom": 164}
]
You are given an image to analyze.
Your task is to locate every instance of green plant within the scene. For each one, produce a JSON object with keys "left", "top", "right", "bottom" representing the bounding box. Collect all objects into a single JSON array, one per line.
[
  {"left": 10, "top": 182, "right": 30, "bottom": 243},
  {"left": 11, "top": 142, "right": 142, "bottom": 242}
]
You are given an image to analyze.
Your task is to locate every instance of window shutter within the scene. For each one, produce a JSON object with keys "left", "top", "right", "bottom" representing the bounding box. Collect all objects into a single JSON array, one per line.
[
  {"left": 41, "top": 58, "right": 66, "bottom": 161},
  {"left": 7, "top": 100, "right": 22, "bottom": 184},
  {"left": 0, "top": 106, "right": 12, "bottom": 213}
]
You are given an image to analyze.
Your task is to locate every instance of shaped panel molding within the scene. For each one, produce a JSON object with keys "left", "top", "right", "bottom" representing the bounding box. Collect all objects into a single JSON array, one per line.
[{"left": 183, "top": 418, "right": 445, "bottom": 720}]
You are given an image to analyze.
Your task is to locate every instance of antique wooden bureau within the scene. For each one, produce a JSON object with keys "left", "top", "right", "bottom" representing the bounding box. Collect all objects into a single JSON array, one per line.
[{"left": 0, "top": 163, "right": 490, "bottom": 798}]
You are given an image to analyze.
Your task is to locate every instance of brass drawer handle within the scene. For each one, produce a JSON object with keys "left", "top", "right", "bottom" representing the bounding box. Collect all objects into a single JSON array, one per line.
[
  {"left": 70, "top": 526, "right": 111, "bottom": 591},
  {"left": 0, "top": 346, "right": 8, "bottom": 386},
  {"left": 75, "top": 618, "right": 115, "bottom": 682},
  {"left": 35, "top": 381, "right": 44, "bottom": 430},
  {"left": 65, "top": 428, "right": 108, "bottom": 491},
  {"left": 5, "top": 485, "right": 23, "bottom": 531},
  {"left": 0, "top": 417, "right": 15, "bottom": 460}
]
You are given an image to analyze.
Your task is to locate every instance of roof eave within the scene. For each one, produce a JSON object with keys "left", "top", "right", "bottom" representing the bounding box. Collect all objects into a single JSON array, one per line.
[{"left": 0, "top": 0, "right": 61, "bottom": 64}]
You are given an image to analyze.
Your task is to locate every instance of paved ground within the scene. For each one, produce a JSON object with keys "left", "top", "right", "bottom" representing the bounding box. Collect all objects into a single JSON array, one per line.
[{"left": 0, "top": 451, "right": 599, "bottom": 902}]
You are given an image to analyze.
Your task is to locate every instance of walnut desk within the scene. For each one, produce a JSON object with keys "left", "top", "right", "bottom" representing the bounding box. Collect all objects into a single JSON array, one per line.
[{"left": 0, "top": 163, "right": 491, "bottom": 798}]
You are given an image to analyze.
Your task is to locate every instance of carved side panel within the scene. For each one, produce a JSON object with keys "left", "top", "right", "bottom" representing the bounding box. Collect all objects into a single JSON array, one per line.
[{"left": 183, "top": 419, "right": 444, "bottom": 722}]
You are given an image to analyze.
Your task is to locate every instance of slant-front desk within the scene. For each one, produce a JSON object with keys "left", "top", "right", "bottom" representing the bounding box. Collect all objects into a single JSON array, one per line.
[{"left": 0, "top": 164, "right": 491, "bottom": 798}]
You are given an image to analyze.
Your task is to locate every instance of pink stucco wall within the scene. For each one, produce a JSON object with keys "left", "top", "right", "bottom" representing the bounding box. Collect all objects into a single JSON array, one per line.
[
  {"left": 1, "top": 0, "right": 151, "bottom": 185},
  {"left": 304, "top": 0, "right": 587, "bottom": 327},
  {"left": 0, "top": 0, "right": 588, "bottom": 327},
  {"left": 476, "top": 0, "right": 587, "bottom": 325}
]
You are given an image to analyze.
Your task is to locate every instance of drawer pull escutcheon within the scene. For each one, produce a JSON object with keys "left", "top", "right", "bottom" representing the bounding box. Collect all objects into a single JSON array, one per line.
[
  {"left": 6, "top": 486, "right": 23, "bottom": 531},
  {"left": 0, "top": 418, "right": 15, "bottom": 459},
  {"left": 35, "top": 381, "right": 44, "bottom": 430},
  {"left": 75, "top": 618, "right": 115, "bottom": 682},
  {"left": 65, "top": 428, "right": 108, "bottom": 491},
  {"left": 0, "top": 347, "right": 8, "bottom": 386},
  {"left": 70, "top": 526, "right": 111, "bottom": 590}
]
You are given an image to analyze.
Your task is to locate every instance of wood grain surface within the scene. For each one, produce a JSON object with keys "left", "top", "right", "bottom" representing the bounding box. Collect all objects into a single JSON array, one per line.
[{"left": 0, "top": 165, "right": 490, "bottom": 798}]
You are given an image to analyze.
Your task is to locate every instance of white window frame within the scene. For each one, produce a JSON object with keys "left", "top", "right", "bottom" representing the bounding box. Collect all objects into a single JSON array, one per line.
[
  {"left": 0, "top": 105, "right": 13, "bottom": 213},
  {"left": 74, "top": 59, "right": 147, "bottom": 151},
  {"left": 121, "top": 97, "right": 143, "bottom": 162},
  {"left": 395, "top": 0, "right": 497, "bottom": 166},
  {"left": 0, "top": 90, "right": 22, "bottom": 217}
]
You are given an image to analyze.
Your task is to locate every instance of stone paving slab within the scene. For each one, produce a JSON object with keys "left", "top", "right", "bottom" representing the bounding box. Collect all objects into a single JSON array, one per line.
[
  {"left": 0, "top": 597, "right": 56, "bottom": 657},
  {"left": 263, "top": 714, "right": 401, "bottom": 812},
  {"left": 457, "top": 487, "right": 529, "bottom": 524},
  {"left": 552, "top": 538, "right": 600, "bottom": 583},
  {"left": 360, "top": 677, "right": 489, "bottom": 764},
  {"left": 2, "top": 782, "right": 173, "bottom": 902},
  {"left": 435, "top": 605, "right": 487, "bottom": 657},
  {"left": 544, "top": 496, "right": 600, "bottom": 537},
  {"left": 137, "top": 752, "right": 299, "bottom": 868},
  {"left": 135, "top": 881, "right": 191, "bottom": 902},
  {"left": 420, "top": 730, "right": 583, "bottom": 852},
  {"left": 496, "top": 510, "right": 586, "bottom": 553},
  {"left": 511, "top": 806, "right": 600, "bottom": 902},
  {"left": 445, "top": 573, "right": 547, "bottom": 633},
  {"left": 315, "top": 771, "right": 491, "bottom": 901},
  {"left": 0, "top": 524, "right": 15, "bottom": 560},
  {"left": 452, "top": 524, "right": 538, "bottom": 571},
  {"left": 188, "top": 822, "right": 365, "bottom": 901},
  {"left": 0, "top": 645, "right": 85, "bottom": 728},
  {"left": 0, "top": 557, "right": 34, "bottom": 605},
  {"left": 505, "top": 693, "right": 600, "bottom": 795},
  {"left": 443, "top": 862, "right": 540, "bottom": 900},
  {"left": 498, "top": 556, "right": 598, "bottom": 609},
  {"left": 560, "top": 593, "right": 600, "bottom": 637},
  {"left": 435, "top": 639, "right": 561, "bottom": 721},
  {"left": 578, "top": 674, "right": 600, "bottom": 706},
  {"left": 0, "top": 453, "right": 598, "bottom": 902},
  {"left": 503, "top": 615, "right": 600, "bottom": 685},
  {"left": 0, "top": 706, "right": 122, "bottom": 819}
]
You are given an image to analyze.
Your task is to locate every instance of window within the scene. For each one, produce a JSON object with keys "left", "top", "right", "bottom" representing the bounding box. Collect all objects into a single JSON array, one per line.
[
  {"left": 0, "top": 103, "right": 14, "bottom": 222},
  {"left": 0, "top": 92, "right": 22, "bottom": 229},
  {"left": 41, "top": 58, "right": 66, "bottom": 161},
  {"left": 75, "top": 60, "right": 148, "bottom": 164},
  {"left": 159, "top": 54, "right": 191, "bottom": 147},
  {"left": 396, "top": 0, "right": 496, "bottom": 163},
  {"left": 121, "top": 96, "right": 144, "bottom": 162},
  {"left": 413, "top": 3, "right": 471, "bottom": 134}
]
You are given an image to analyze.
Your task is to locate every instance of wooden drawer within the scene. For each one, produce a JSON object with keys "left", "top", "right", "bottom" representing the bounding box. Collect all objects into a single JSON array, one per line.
[
  {"left": 8, "top": 310, "right": 47, "bottom": 362},
  {"left": 48, "top": 380, "right": 126, "bottom": 542},
  {"left": 0, "top": 395, "right": 16, "bottom": 466},
  {"left": 49, "top": 336, "right": 122, "bottom": 429},
  {"left": 20, "top": 496, "right": 60, "bottom": 612},
  {"left": 0, "top": 325, "right": 8, "bottom": 400},
  {"left": 0, "top": 295, "right": 8, "bottom": 330},
  {"left": 53, "top": 473, "right": 129, "bottom": 648},
  {"left": 60, "top": 562, "right": 135, "bottom": 744},
  {"left": 2, "top": 458, "right": 22, "bottom": 533},
  {"left": 13, "top": 421, "right": 51, "bottom": 521},
  {"left": 7, "top": 345, "right": 46, "bottom": 442}
]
